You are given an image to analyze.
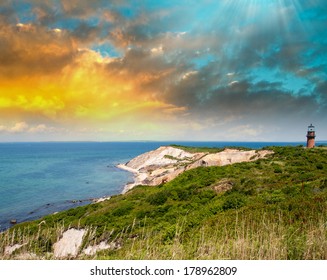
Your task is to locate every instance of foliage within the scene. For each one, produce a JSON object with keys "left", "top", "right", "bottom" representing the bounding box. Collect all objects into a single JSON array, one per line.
[
  {"left": 169, "top": 144, "right": 224, "bottom": 153},
  {"left": 169, "top": 144, "right": 252, "bottom": 154},
  {"left": 1, "top": 146, "right": 327, "bottom": 260},
  {"left": 222, "top": 193, "right": 246, "bottom": 210}
]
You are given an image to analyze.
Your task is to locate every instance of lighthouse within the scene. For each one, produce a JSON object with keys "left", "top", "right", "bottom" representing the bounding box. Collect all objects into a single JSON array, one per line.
[{"left": 306, "top": 124, "right": 316, "bottom": 148}]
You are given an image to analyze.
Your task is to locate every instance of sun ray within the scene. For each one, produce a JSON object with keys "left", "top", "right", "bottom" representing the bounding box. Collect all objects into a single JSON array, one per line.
[{"left": 0, "top": 0, "right": 326, "bottom": 141}]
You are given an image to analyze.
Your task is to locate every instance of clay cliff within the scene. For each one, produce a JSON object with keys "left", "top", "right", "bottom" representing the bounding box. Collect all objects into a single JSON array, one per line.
[{"left": 118, "top": 146, "right": 273, "bottom": 192}]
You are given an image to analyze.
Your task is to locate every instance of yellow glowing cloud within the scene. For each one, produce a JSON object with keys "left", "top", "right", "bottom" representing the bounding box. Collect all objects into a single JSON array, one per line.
[
  {"left": 0, "top": 56, "right": 175, "bottom": 121},
  {"left": 0, "top": 23, "right": 184, "bottom": 135}
]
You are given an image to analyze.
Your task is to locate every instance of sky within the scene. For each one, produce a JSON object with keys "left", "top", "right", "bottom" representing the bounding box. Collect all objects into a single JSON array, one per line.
[{"left": 0, "top": 0, "right": 326, "bottom": 142}]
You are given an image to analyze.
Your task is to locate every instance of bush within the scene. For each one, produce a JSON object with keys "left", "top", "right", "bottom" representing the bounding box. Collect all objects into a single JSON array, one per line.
[
  {"left": 112, "top": 203, "right": 133, "bottom": 216},
  {"left": 263, "top": 190, "right": 285, "bottom": 204},
  {"left": 316, "top": 163, "right": 323, "bottom": 170},
  {"left": 147, "top": 191, "right": 169, "bottom": 205},
  {"left": 194, "top": 189, "right": 216, "bottom": 204},
  {"left": 274, "top": 166, "right": 283, "bottom": 173},
  {"left": 171, "top": 187, "right": 193, "bottom": 201},
  {"left": 136, "top": 209, "right": 151, "bottom": 219},
  {"left": 149, "top": 205, "right": 172, "bottom": 219},
  {"left": 162, "top": 225, "right": 177, "bottom": 243},
  {"left": 222, "top": 193, "right": 246, "bottom": 210},
  {"left": 282, "top": 186, "right": 299, "bottom": 195}
]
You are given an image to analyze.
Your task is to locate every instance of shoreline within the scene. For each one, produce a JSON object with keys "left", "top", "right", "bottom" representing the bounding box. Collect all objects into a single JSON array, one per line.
[
  {"left": 116, "top": 163, "right": 146, "bottom": 194},
  {"left": 2, "top": 144, "right": 274, "bottom": 231},
  {"left": 1, "top": 165, "right": 132, "bottom": 231},
  {"left": 3, "top": 165, "right": 140, "bottom": 231},
  {"left": 116, "top": 146, "right": 274, "bottom": 194}
]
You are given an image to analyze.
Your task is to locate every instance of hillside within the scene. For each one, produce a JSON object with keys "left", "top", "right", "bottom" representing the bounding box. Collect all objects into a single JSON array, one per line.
[
  {"left": 118, "top": 145, "right": 273, "bottom": 191},
  {"left": 1, "top": 145, "right": 327, "bottom": 260}
]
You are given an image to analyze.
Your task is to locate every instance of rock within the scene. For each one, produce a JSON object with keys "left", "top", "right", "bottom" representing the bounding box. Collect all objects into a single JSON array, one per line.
[
  {"left": 53, "top": 228, "right": 86, "bottom": 258},
  {"left": 94, "top": 196, "right": 111, "bottom": 203},
  {"left": 10, "top": 252, "right": 38, "bottom": 260},
  {"left": 212, "top": 179, "right": 234, "bottom": 193},
  {"left": 4, "top": 243, "right": 26, "bottom": 255},
  {"left": 83, "top": 241, "right": 111, "bottom": 256},
  {"left": 123, "top": 146, "right": 196, "bottom": 170},
  {"left": 118, "top": 146, "right": 273, "bottom": 191}
]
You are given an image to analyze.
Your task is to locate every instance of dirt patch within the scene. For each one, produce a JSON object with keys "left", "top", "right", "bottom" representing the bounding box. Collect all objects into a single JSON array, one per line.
[{"left": 212, "top": 179, "right": 234, "bottom": 194}]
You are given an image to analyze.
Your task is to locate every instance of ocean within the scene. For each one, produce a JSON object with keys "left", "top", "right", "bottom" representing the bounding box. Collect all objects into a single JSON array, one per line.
[{"left": 0, "top": 141, "right": 307, "bottom": 230}]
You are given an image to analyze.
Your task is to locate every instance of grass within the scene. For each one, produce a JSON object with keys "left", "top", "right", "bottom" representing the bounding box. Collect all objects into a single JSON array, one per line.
[
  {"left": 1, "top": 145, "right": 327, "bottom": 260},
  {"left": 104, "top": 210, "right": 327, "bottom": 260},
  {"left": 169, "top": 144, "right": 224, "bottom": 153},
  {"left": 169, "top": 144, "right": 252, "bottom": 154}
]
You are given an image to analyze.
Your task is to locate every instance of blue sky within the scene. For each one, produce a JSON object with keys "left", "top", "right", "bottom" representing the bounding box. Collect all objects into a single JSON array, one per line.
[{"left": 0, "top": 0, "right": 326, "bottom": 141}]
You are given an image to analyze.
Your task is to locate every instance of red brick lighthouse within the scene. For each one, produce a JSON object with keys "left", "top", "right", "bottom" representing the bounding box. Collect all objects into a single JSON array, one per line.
[{"left": 306, "top": 124, "right": 316, "bottom": 148}]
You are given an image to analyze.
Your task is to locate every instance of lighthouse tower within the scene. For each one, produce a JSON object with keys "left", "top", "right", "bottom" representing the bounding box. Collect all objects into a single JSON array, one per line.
[{"left": 306, "top": 124, "right": 316, "bottom": 148}]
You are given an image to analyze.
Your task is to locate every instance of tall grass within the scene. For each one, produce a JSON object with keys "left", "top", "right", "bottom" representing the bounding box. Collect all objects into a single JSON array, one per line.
[
  {"left": 92, "top": 210, "right": 327, "bottom": 260},
  {"left": 1, "top": 209, "right": 326, "bottom": 260}
]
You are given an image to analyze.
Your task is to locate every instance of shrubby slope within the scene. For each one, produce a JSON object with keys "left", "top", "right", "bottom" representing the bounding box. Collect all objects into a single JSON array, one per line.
[{"left": 1, "top": 146, "right": 327, "bottom": 260}]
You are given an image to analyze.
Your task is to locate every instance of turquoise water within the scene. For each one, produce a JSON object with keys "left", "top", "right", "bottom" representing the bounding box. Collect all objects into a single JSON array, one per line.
[{"left": 0, "top": 141, "right": 306, "bottom": 230}]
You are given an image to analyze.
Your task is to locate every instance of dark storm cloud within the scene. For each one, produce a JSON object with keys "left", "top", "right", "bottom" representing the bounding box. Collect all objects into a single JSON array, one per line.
[
  {"left": 71, "top": 21, "right": 105, "bottom": 43},
  {"left": 315, "top": 81, "right": 327, "bottom": 110},
  {"left": 166, "top": 69, "right": 319, "bottom": 121},
  {"left": 100, "top": 0, "right": 327, "bottom": 126}
]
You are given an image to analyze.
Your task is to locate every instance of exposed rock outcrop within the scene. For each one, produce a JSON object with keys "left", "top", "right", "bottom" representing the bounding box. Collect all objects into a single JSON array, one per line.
[
  {"left": 118, "top": 146, "right": 273, "bottom": 192},
  {"left": 83, "top": 241, "right": 111, "bottom": 256},
  {"left": 211, "top": 178, "right": 234, "bottom": 194},
  {"left": 83, "top": 240, "right": 121, "bottom": 256},
  {"left": 4, "top": 243, "right": 27, "bottom": 256},
  {"left": 53, "top": 228, "right": 86, "bottom": 258}
]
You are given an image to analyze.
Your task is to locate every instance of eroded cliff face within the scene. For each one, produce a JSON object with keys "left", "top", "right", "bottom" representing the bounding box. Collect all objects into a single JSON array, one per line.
[{"left": 118, "top": 146, "right": 273, "bottom": 192}]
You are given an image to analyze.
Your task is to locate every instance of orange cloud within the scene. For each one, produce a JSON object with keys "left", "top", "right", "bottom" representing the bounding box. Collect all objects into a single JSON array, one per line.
[
  {"left": 0, "top": 21, "right": 186, "bottom": 139},
  {"left": 0, "top": 23, "right": 76, "bottom": 78}
]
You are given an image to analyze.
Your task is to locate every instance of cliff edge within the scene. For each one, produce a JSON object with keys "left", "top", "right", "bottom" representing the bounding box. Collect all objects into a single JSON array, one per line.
[{"left": 118, "top": 146, "right": 273, "bottom": 192}]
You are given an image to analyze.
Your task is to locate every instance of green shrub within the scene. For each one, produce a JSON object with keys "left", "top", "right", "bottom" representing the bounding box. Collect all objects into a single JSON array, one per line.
[
  {"left": 162, "top": 225, "right": 177, "bottom": 243},
  {"left": 263, "top": 190, "right": 285, "bottom": 204},
  {"left": 321, "top": 180, "right": 327, "bottom": 189},
  {"left": 282, "top": 185, "right": 299, "bottom": 195},
  {"left": 194, "top": 189, "right": 216, "bottom": 204},
  {"left": 316, "top": 163, "right": 323, "bottom": 170},
  {"left": 274, "top": 166, "right": 283, "bottom": 173},
  {"left": 222, "top": 193, "right": 246, "bottom": 210},
  {"left": 171, "top": 187, "right": 192, "bottom": 201},
  {"left": 147, "top": 191, "right": 169, "bottom": 205},
  {"left": 112, "top": 203, "right": 133, "bottom": 216},
  {"left": 149, "top": 205, "right": 172, "bottom": 219},
  {"left": 136, "top": 209, "right": 151, "bottom": 219}
]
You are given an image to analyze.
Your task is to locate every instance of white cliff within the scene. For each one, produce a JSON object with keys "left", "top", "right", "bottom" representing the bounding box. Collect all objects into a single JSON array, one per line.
[{"left": 118, "top": 146, "right": 273, "bottom": 192}]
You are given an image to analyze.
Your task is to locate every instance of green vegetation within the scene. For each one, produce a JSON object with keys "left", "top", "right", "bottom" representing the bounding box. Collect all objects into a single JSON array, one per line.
[
  {"left": 1, "top": 146, "right": 327, "bottom": 259},
  {"left": 169, "top": 144, "right": 251, "bottom": 153},
  {"left": 163, "top": 154, "right": 190, "bottom": 162},
  {"left": 169, "top": 144, "right": 225, "bottom": 153}
]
